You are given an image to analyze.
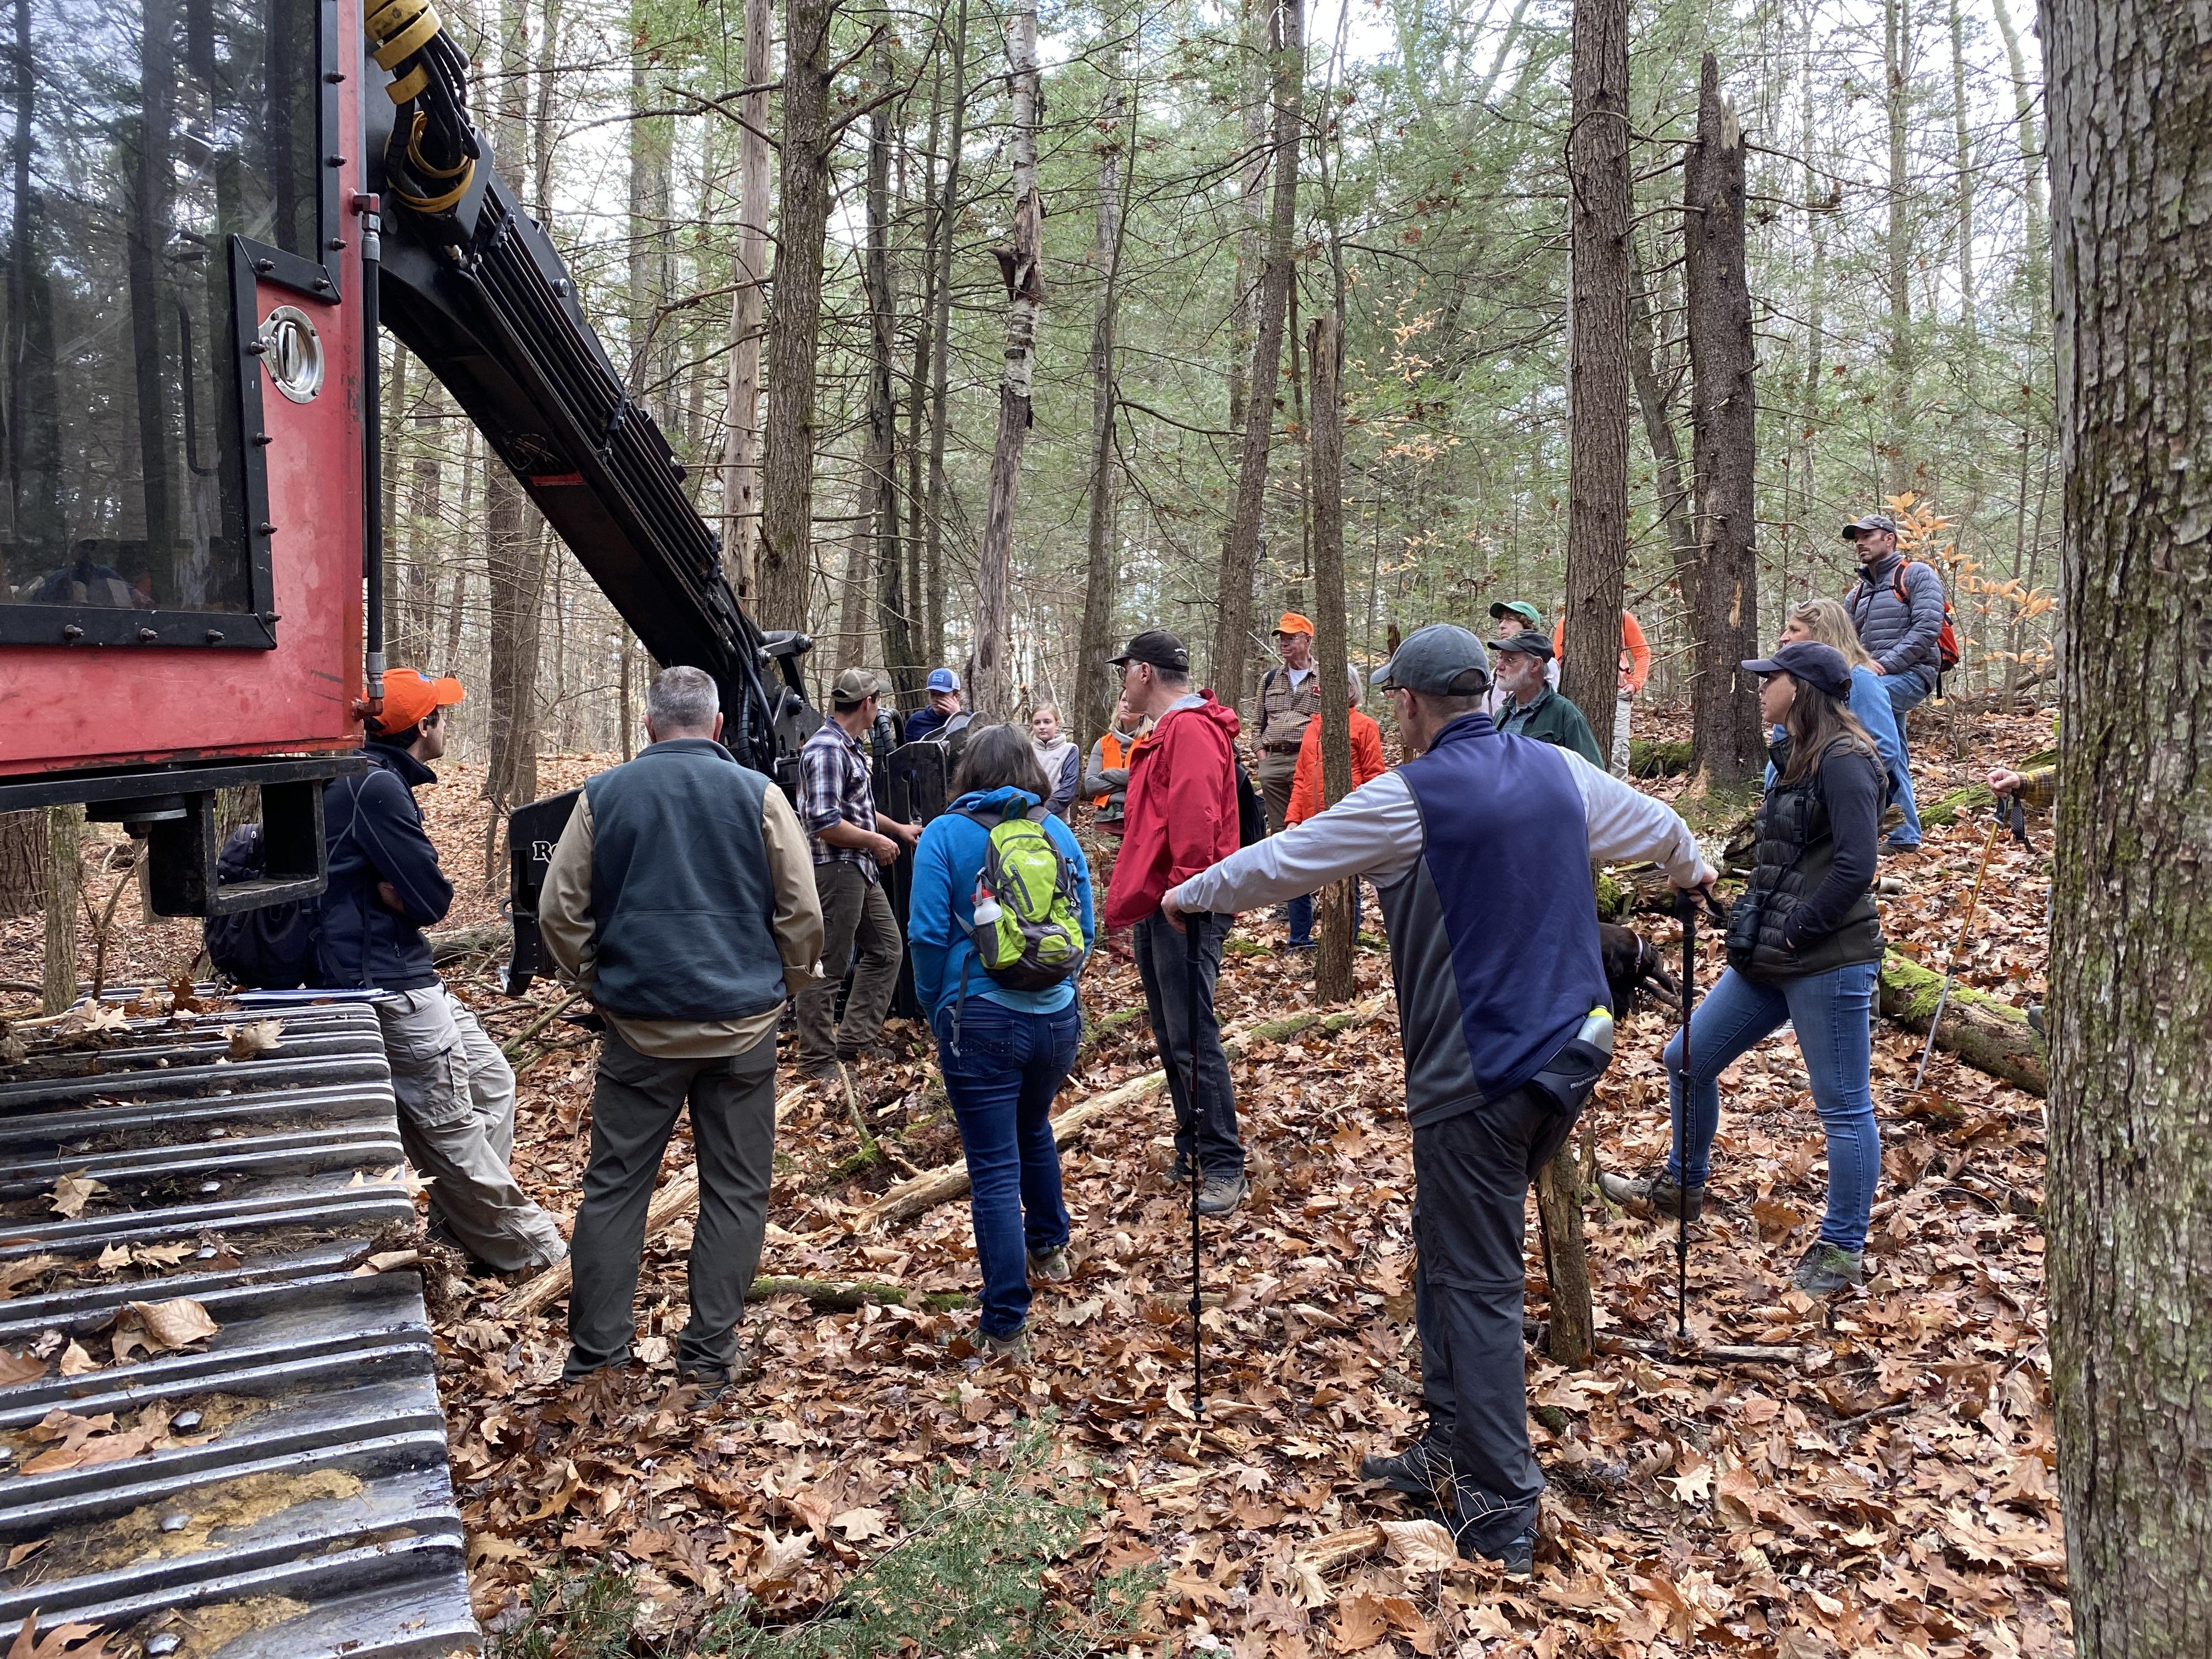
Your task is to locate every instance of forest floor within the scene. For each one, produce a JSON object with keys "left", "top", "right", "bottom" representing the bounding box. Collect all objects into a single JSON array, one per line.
[{"left": 0, "top": 708, "right": 2068, "bottom": 1657}]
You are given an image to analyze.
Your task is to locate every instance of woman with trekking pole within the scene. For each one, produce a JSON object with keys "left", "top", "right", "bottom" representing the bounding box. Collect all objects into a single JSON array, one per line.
[
  {"left": 1600, "top": 641, "right": 1887, "bottom": 1296},
  {"left": 907, "top": 724, "right": 1096, "bottom": 1363}
]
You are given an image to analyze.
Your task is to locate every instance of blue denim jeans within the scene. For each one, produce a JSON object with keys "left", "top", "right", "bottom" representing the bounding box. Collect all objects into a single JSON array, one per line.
[
  {"left": 1287, "top": 884, "right": 1362, "bottom": 949},
  {"left": 932, "top": 998, "right": 1081, "bottom": 1338},
  {"left": 1883, "top": 674, "right": 1931, "bottom": 847},
  {"left": 1662, "top": 960, "right": 1881, "bottom": 1252}
]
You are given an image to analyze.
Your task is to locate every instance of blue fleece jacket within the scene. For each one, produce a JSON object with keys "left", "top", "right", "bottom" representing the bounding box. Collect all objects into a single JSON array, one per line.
[{"left": 907, "top": 786, "right": 1096, "bottom": 1024}]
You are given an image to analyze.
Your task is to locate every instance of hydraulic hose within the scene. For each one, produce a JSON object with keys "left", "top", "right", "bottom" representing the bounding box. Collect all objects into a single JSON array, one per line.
[{"left": 360, "top": 192, "right": 385, "bottom": 706}]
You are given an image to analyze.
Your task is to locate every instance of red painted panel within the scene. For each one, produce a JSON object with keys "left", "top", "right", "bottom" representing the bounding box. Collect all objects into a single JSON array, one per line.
[{"left": 0, "top": 4, "right": 367, "bottom": 780}]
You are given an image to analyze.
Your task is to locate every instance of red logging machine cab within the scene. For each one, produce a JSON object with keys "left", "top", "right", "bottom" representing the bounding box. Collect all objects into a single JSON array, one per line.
[{"left": 0, "top": 0, "right": 819, "bottom": 938}]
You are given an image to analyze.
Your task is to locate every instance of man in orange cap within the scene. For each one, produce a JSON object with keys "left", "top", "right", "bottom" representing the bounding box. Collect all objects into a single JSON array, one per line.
[
  {"left": 1255, "top": 612, "right": 1323, "bottom": 946},
  {"left": 317, "top": 668, "right": 567, "bottom": 1279}
]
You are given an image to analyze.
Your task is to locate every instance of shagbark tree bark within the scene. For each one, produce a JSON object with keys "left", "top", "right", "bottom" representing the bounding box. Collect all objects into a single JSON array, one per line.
[
  {"left": 756, "top": 0, "right": 842, "bottom": 633},
  {"left": 1559, "top": 0, "right": 1629, "bottom": 742},
  {"left": 1307, "top": 313, "right": 1355, "bottom": 1006},
  {"left": 1075, "top": 17, "right": 1131, "bottom": 749},
  {"left": 1682, "top": 53, "right": 1762, "bottom": 792},
  {"left": 717, "top": 0, "right": 772, "bottom": 604},
  {"left": 1212, "top": 0, "right": 1304, "bottom": 707},
  {"left": 2040, "top": 1, "right": 2212, "bottom": 1650},
  {"left": 970, "top": 0, "right": 1043, "bottom": 722}
]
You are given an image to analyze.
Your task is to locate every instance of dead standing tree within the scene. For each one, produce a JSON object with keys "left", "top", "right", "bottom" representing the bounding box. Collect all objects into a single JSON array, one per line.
[
  {"left": 970, "top": 0, "right": 1043, "bottom": 723},
  {"left": 1307, "top": 312, "right": 1356, "bottom": 1005},
  {"left": 1681, "top": 53, "right": 1762, "bottom": 798}
]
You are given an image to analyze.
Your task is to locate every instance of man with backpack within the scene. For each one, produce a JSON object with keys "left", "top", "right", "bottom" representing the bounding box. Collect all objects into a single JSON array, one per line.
[
  {"left": 537, "top": 667, "right": 826, "bottom": 1393},
  {"left": 318, "top": 669, "right": 567, "bottom": 1279},
  {"left": 1842, "top": 511, "right": 1951, "bottom": 853},
  {"left": 1104, "top": 630, "right": 1250, "bottom": 1216}
]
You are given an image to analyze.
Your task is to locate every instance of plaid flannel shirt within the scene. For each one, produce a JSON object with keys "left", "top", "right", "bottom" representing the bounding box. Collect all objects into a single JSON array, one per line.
[{"left": 798, "top": 720, "right": 881, "bottom": 881}]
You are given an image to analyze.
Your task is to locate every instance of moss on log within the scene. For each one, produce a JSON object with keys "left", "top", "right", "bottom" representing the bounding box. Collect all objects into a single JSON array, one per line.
[
  {"left": 1628, "top": 738, "right": 1692, "bottom": 778},
  {"left": 1916, "top": 746, "right": 2058, "bottom": 830},
  {"left": 1878, "top": 949, "right": 2047, "bottom": 1096}
]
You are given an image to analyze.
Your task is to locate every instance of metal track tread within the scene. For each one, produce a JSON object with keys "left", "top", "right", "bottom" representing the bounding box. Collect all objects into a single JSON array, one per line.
[{"left": 0, "top": 998, "right": 476, "bottom": 1657}]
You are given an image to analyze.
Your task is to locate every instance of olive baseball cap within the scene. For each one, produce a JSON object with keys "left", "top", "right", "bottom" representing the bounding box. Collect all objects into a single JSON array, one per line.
[
  {"left": 831, "top": 667, "right": 885, "bottom": 708},
  {"left": 1370, "top": 624, "right": 1491, "bottom": 695}
]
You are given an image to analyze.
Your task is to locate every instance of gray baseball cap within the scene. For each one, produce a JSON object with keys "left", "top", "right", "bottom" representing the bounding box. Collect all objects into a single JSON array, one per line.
[
  {"left": 1370, "top": 624, "right": 1491, "bottom": 696},
  {"left": 1841, "top": 512, "right": 1898, "bottom": 541}
]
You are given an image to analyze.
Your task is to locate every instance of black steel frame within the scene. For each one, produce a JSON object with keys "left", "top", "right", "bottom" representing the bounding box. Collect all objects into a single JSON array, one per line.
[{"left": 0, "top": 0, "right": 343, "bottom": 652}]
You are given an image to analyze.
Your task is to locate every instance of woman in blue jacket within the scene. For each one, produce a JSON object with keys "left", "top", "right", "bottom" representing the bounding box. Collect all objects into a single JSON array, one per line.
[
  {"left": 1767, "top": 598, "right": 1915, "bottom": 845},
  {"left": 907, "top": 724, "right": 1096, "bottom": 1359}
]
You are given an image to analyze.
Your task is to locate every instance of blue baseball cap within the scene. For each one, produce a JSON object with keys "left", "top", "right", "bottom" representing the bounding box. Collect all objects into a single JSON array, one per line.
[{"left": 926, "top": 667, "right": 961, "bottom": 693}]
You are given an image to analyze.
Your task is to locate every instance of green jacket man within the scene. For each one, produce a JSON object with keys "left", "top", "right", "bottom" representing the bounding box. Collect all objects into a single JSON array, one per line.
[{"left": 1489, "top": 632, "right": 1603, "bottom": 768}]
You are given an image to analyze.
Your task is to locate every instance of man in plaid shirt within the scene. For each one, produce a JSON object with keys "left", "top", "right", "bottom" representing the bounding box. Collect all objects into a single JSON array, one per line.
[{"left": 794, "top": 667, "right": 920, "bottom": 1076}]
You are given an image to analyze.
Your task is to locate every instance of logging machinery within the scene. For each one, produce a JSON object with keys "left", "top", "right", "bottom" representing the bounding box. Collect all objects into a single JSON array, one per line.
[{"left": 0, "top": 0, "right": 837, "bottom": 1644}]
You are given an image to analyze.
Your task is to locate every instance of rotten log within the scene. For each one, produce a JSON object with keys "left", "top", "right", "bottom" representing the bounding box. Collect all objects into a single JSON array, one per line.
[
  {"left": 1878, "top": 947, "right": 2047, "bottom": 1096},
  {"left": 855, "top": 993, "right": 1395, "bottom": 1231}
]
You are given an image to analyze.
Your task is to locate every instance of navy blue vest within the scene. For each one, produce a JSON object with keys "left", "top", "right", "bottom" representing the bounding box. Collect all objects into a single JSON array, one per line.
[
  {"left": 1382, "top": 713, "right": 1611, "bottom": 1126},
  {"left": 583, "top": 738, "right": 785, "bottom": 1022}
]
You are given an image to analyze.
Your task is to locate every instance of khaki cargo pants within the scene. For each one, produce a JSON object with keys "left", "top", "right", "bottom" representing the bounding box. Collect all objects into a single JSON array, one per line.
[{"left": 377, "top": 986, "right": 567, "bottom": 1274}]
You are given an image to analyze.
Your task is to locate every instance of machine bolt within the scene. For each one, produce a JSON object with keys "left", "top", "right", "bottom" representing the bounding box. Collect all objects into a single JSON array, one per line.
[
  {"left": 138, "top": 628, "right": 157, "bottom": 643},
  {"left": 255, "top": 258, "right": 274, "bottom": 274},
  {"left": 61, "top": 624, "right": 82, "bottom": 642},
  {"left": 205, "top": 630, "right": 225, "bottom": 644}
]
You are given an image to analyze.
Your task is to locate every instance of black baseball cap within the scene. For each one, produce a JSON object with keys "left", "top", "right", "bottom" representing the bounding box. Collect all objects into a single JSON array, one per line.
[
  {"left": 1488, "top": 631, "right": 1554, "bottom": 662},
  {"left": 1110, "top": 629, "right": 1190, "bottom": 673},
  {"left": 1741, "top": 641, "right": 1852, "bottom": 699},
  {"left": 1841, "top": 512, "right": 1898, "bottom": 541}
]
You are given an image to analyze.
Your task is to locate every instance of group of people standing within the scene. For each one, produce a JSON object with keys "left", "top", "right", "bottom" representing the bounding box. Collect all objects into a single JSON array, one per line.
[{"left": 262, "top": 500, "right": 1956, "bottom": 1572}]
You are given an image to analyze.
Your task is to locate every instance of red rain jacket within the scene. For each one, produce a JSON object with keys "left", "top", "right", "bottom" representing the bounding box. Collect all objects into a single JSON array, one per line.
[{"left": 1104, "top": 692, "right": 1243, "bottom": 929}]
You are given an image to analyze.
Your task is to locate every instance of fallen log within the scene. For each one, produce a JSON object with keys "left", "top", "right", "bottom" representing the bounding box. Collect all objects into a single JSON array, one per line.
[
  {"left": 1878, "top": 948, "right": 2047, "bottom": 1096},
  {"left": 428, "top": 922, "right": 508, "bottom": 964},
  {"left": 854, "top": 994, "right": 1395, "bottom": 1232},
  {"left": 1628, "top": 738, "right": 1692, "bottom": 779}
]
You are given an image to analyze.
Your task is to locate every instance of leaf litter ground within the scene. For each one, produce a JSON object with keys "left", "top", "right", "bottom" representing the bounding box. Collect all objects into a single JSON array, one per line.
[{"left": 0, "top": 719, "right": 2067, "bottom": 1656}]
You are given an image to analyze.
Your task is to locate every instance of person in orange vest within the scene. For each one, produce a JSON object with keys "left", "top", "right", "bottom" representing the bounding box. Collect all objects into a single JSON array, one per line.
[
  {"left": 1284, "top": 665, "right": 1388, "bottom": 945},
  {"left": 1550, "top": 610, "right": 1651, "bottom": 778},
  {"left": 1082, "top": 696, "right": 1150, "bottom": 837}
]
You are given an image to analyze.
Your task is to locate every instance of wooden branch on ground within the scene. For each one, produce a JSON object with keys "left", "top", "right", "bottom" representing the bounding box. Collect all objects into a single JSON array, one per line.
[
  {"left": 854, "top": 994, "right": 1395, "bottom": 1232},
  {"left": 1596, "top": 1335, "right": 1804, "bottom": 1366},
  {"left": 1294, "top": 1525, "right": 1388, "bottom": 1575},
  {"left": 1878, "top": 948, "right": 2047, "bottom": 1096},
  {"left": 500, "top": 990, "right": 585, "bottom": 1062}
]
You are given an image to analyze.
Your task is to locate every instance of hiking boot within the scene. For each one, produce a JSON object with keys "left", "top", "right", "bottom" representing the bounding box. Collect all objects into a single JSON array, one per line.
[
  {"left": 838, "top": 1040, "right": 900, "bottom": 1064},
  {"left": 1196, "top": 1172, "right": 1249, "bottom": 1216},
  {"left": 1358, "top": 1436, "right": 1452, "bottom": 1499},
  {"left": 1027, "top": 1245, "right": 1072, "bottom": 1284},
  {"left": 977, "top": 1326, "right": 1031, "bottom": 1365},
  {"left": 1790, "top": 1242, "right": 1864, "bottom": 1296},
  {"left": 798, "top": 1056, "right": 845, "bottom": 1084},
  {"left": 1487, "top": 1530, "right": 1537, "bottom": 1578},
  {"left": 1597, "top": 1167, "right": 1704, "bottom": 1221}
]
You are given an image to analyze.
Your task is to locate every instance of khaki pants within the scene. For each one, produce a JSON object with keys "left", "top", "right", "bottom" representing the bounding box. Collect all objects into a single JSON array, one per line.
[
  {"left": 377, "top": 986, "right": 567, "bottom": 1273},
  {"left": 794, "top": 862, "right": 902, "bottom": 1062},
  {"left": 1257, "top": 748, "right": 1301, "bottom": 835}
]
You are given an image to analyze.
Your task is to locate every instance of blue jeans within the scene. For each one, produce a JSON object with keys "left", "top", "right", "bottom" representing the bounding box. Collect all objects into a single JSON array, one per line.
[
  {"left": 1663, "top": 960, "right": 1881, "bottom": 1253},
  {"left": 1287, "top": 884, "right": 1362, "bottom": 949},
  {"left": 932, "top": 998, "right": 1081, "bottom": 1338},
  {"left": 1882, "top": 674, "right": 1931, "bottom": 847}
]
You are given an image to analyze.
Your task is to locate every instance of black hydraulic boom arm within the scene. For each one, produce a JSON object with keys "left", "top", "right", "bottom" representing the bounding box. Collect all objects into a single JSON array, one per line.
[{"left": 360, "top": 0, "right": 819, "bottom": 791}]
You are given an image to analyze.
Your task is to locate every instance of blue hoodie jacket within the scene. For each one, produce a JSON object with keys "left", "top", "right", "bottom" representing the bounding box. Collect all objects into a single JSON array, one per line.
[
  {"left": 907, "top": 786, "right": 1096, "bottom": 1026},
  {"left": 316, "top": 742, "right": 454, "bottom": 990}
]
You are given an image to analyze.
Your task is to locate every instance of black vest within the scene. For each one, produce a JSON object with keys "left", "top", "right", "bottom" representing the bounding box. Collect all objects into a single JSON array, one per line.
[
  {"left": 1743, "top": 736, "right": 1884, "bottom": 979},
  {"left": 583, "top": 739, "right": 785, "bottom": 1020}
]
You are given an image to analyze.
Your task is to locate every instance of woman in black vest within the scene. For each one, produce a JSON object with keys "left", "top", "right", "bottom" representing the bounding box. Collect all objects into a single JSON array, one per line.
[{"left": 1600, "top": 641, "right": 1886, "bottom": 1295}]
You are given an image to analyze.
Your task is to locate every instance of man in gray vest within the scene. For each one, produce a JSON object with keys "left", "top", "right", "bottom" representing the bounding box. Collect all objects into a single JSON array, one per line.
[{"left": 539, "top": 667, "right": 826, "bottom": 1393}]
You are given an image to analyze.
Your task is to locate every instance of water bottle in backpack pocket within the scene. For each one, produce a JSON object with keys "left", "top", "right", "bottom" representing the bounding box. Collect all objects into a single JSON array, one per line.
[{"left": 962, "top": 806, "right": 1087, "bottom": 991}]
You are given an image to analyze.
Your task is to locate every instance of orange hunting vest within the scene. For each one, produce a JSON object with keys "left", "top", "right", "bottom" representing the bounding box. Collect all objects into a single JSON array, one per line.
[{"left": 1092, "top": 730, "right": 1136, "bottom": 808}]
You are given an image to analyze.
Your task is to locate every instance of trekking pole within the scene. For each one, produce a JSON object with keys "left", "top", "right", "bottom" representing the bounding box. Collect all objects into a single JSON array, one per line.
[
  {"left": 1673, "top": 888, "right": 1697, "bottom": 1344},
  {"left": 1912, "top": 816, "right": 2005, "bottom": 1093},
  {"left": 1184, "top": 911, "right": 1209, "bottom": 1419}
]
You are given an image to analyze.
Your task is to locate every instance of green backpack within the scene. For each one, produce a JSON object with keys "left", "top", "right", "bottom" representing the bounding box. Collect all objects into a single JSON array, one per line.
[{"left": 961, "top": 806, "right": 1087, "bottom": 991}]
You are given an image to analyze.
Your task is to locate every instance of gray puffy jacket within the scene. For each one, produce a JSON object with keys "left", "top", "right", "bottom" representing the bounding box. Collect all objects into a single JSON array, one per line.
[{"left": 1845, "top": 552, "right": 1948, "bottom": 692}]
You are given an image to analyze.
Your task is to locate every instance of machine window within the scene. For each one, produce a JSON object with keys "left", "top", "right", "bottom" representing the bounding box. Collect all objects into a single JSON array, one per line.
[{"left": 0, "top": 0, "right": 320, "bottom": 619}]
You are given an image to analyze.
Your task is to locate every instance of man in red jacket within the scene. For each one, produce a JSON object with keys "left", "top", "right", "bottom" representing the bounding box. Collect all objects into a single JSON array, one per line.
[{"left": 1105, "top": 629, "right": 1248, "bottom": 1214}]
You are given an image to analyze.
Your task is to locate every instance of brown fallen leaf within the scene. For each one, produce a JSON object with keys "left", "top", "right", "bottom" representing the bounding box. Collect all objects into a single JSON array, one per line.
[
  {"left": 4, "top": 1613, "right": 109, "bottom": 1659},
  {"left": 0, "top": 1349, "right": 43, "bottom": 1386},
  {"left": 109, "top": 1297, "right": 220, "bottom": 1362},
  {"left": 1379, "top": 1517, "right": 1463, "bottom": 1575},
  {"left": 50, "top": 1173, "right": 105, "bottom": 1220},
  {"left": 832, "top": 1506, "right": 888, "bottom": 1542},
  {"left": 2, "top": 1540, "right": 44, "bottom": 1570},
  {"left": 352, "top": 1249, "right": 422, "bottom": 1277},
  {"left": 224, "top": 1019, "right": 284, "bottom": 1061},
  {"left": 0, "top": 1255, "right": 60, "bottom": 1300},
  {"left": 1332, "top": 1593, "right": 1391, "bottom": 1654},
  {"left": 57, "top": 1341, "right": 97, "bottom": 1377}
]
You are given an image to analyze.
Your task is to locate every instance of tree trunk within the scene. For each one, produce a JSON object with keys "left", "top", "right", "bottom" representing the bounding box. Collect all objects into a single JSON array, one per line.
[
  {"left": 2041, "top": 0, "right": 2212, "bottom": 1646},
  {"left": 970, "top": 0, "right": 1043, "bottom": 721},
  {"left": 1559, "top": 0, "right": 1629, "bottom": 738},
  {"left": 1682, "top": 53, "right": 1762, "bottom": 793},
  {"left": 1307, "top": 313, "right": 1355, "bottom": 1006},
  {"left": 1225, "top": 0, "right": 1270, "bottom": 442},
  {"left": 1882, "top": 0, "right": 1912, "bottom": 479},
  {"left": 1947, "top": 0, "right": 1974, "bottom": 338},
  {"left": 865, "top": 25, "right": 916, "bottom": 696},
  {"left": 756, "top": 0, "right": 842, "bottom": 633},
  {"left": 921, "top": 0, "right": 969, "bottom": 669},
  {"left": 834, "top": 465, "right": 877, "bottom": 671},
  {"left": 1626, "top": 243, "right": 1695, "bottom": 590},
  {"left": 0, "top": 812, "right": 43, "bottom": 918},
  {"left": 1074, "top": 22, "right": 1130, "bottom": 750},
  {"left": 42, "top": 804, "right": 80, "bottom": 1013},
  {"left": 716, "top": 0, "right": 772, "bottom": 604},
  {"left": 1212, "top": 0, "right": 1305, "bottom": 705},
  {"left": 1990, "top": 0, "right": 2047, "bottom": 317}
]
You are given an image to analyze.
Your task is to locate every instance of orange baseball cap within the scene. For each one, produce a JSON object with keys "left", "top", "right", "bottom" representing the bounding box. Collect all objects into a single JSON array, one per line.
[
  {"left": 369, "top": 668, "right": 466, "bottom": 734},
  {"left": 1273, "top": 611, "right": 1314, "bottom": 638}
]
